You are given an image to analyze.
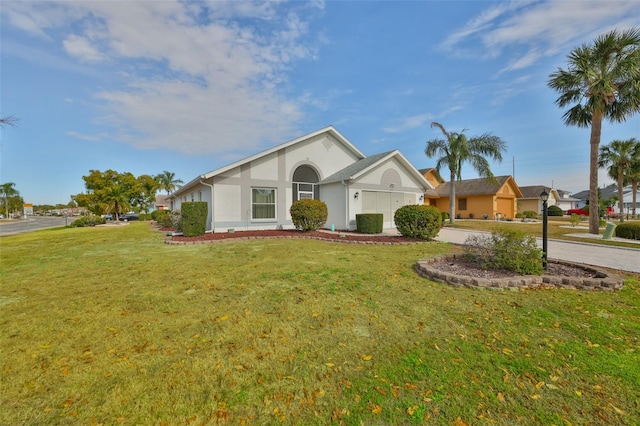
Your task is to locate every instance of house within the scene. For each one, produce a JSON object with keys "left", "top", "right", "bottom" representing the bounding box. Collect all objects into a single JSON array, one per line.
[
  {"left": 517, "top": 186, "right": 560, "bottom": 215},
  {"left": 418, "top": 168, "right": 444, "bottom": 193},
  {"left": 168, "top": 126, "right": 432, "bottom": 232},
  {"left": 423, "top": 175, "right": 522, "bottom": 219},
  {"left": 573, "top": 184, "right": 640, "bottom": 215},
  {"left": 554, "top": 189, "right": 580, "bottom": 213}
]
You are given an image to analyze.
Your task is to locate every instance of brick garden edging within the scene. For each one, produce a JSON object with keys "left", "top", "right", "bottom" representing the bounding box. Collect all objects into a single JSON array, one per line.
[{"left": 415, "top": 254, "right": 624, "bottom": 291}]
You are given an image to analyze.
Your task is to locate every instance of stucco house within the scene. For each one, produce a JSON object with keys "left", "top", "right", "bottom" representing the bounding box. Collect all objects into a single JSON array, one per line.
[
  {"left": 423, "top": 175, "right": 522, "bottom": 220},
  {"left": 517, "top": 186, "right": 560, "bottom": 215},
  {"left": 168, "top": 126, "right": 432, "bottom": 232}
]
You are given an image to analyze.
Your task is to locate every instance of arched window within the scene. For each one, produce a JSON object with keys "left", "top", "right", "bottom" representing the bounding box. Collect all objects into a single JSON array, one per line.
[{"left": 293, "top": 165, "right": 320, "bottom": 201}]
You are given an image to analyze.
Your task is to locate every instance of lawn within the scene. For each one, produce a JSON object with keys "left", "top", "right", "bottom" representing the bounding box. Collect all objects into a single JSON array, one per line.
[{"left": 1, "top": 223, "right": 638, "bottom": 425}]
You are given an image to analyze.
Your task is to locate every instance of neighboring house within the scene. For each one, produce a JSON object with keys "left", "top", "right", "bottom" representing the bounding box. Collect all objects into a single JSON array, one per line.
[
  {"left": 517, "top": 186, "right": 560, "bottom": 215},
  {"left": 555, "top": 189, "right": 580, "bottom": 212},
  {"left": 168, "top": 126, "right": 432, "bottom": 232},
  {"left": 418, "top": 168, "right": 444, "bottom": 194},
  {"left": 572, "top": 184, "right": 640, "bottom": 214},
  {"left": 423, "top": 175, "right": 522, "bottom": 219},
  {"left": 153, "top": 194, "right": 170, "bottom": 211}
]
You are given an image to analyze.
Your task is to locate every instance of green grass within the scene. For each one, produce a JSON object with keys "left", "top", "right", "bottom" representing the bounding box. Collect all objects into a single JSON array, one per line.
[{"left": 1, "top": 223, "right": 639, "bottom": 425}]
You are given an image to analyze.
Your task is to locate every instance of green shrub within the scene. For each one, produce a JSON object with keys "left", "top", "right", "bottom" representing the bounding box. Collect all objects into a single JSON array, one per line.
[
  {"left": 154, "top": 210, "right": 172, "bottom": 227},
  {"left": 139, "top": 213, "right": 152, "bottom": 221},
  {"left": 598, "top": 218, "right": 606, "bottom": 227},
  {"left": 441, "top": 211, "right": 449, "bottom": 222},
  {"left": 290, "top": 199, "right": 328, "bottom": 231},
  {"left": 569, "top": 213, "right": 581, "bottom": 227},
  {"left": 356, "top": 213, "right": 383, "bottom": 234},
  {"left": 463, "top": 227, "right": 543, "bottom": 275},
  {"left": 523, "top": 210, "right": 537, "bottom": 219},
  {"left": 515, "top": 213, "right": 523, "bottom": 219},
  {"left": 171, "top": 210, "right": 182, "bottom": 233},
  {"left": 547, "top": 205, "right": 564, "bottom": 216},
  {"left": 394, "top": 205, "right": 442, "bottom": 240},
  {"left": 181, "top": 202, "right": 208, "bottom": 237},
  {"left": 615, "top": 222, "right": 640, "bottom": 240},
  {"left": 68, "top": 216, "right": 106, "bottom": 228}
]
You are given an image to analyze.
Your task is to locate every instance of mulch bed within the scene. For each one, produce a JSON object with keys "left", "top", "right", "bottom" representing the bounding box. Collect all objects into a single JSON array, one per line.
[{"left": 164, "top": 228, "right": 426, "bottom": 244}]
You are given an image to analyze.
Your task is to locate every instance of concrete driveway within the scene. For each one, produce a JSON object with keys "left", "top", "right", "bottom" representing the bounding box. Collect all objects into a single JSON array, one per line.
[{"left": 434, "top": 227, "right": 640, "bottom": 274}]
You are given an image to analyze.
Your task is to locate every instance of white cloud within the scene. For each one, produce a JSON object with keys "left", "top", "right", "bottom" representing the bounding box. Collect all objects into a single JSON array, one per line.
[
  {"left": 4, "top": 1, "right": 322, "bottom": 155},
  {"left": 441, "top": 0, "right": 640, "bottom": 70},
  {"left": 63, "top": 34, "right": 107, "bottom": 62},
  {"left": 383, "top": 113, "right": 434, "bottom": 133}
]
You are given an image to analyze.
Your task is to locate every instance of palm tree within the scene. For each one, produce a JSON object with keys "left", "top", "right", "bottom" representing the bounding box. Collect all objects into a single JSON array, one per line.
[
  {"left": 599, "top": 138, "right": 640, "bottom": 221},
  {"left": 628, "top": 153, "right": 640, "bottom": 218},
  {"left": 102, "top": 185, "right": 130, "bottom": 221},
  {"left": 155, "top": 171, "right": 183, "bottom": 195},
  {"left": 0, "top": 182, "right": 18, "bottom": 218},
  {"left": 548, "top": 28, "right": 640, "bottom": 234},
  {"left": 425, "top": 122, "right": 506, "bottom": 224},
  {"left": 0, "top": 115, "right": 19, "bottom": 127}
]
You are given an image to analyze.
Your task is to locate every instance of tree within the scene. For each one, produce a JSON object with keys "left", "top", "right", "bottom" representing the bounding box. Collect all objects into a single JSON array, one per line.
[
  {"left": 155, "top": 171, "right": 183, "bottom": 195},
  {"left": 77, "top": 170, "right": 139, "bottom": 217},
  {"left": 628, "top": 152, "right": 640, "bottom": 218},
  {"left": 425, "top": 122, "right": 506, "bottom": 224},
  {"left": 0, "top": 115, "right": 19, "bottom": 127},
  {"left": 102, "top": 185, "right": 130, "bottom": 221},
  {"left": 0, "top": 182, "right": 18, "bottom": 218},
  {"left": 548, "top": 28, "right": 640, "bottom": 234},
  {"left": 599, "top": 138, "right": 640, "bottom": 221},
  {"left": 136, "top": 174, "right": 160, "bottom": 212}
]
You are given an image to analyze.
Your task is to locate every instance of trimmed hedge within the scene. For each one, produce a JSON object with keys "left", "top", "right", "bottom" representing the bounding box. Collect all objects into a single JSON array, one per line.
[
  {"left": 181, "top": 202, "right": 208, "bottom": 237},
  {"left": 290, "top": 199, "right": 328, "bottom": 231},
  {"left": 547, "top": 205, "right": 564, "bottom": 216},
  {"left": 356, "top": 213, "right": 383, "bottom": 234},
  {"left": 68, "top": 216, "right": 106, "bottom": 228},
  {"left": 615, "top": 222, "right": 640, "bottom": 240},
  {"left": 394, "top": 204, "right": 442, "bottom": 240}
]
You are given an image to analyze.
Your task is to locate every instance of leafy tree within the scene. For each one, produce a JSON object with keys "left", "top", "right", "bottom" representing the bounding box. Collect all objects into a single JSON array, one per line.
[
  {"left": 102, "top": 185, "right": 131, "bottom": 221},
  {"left": 136, "top": 174, "right": 160, "bottom": 212},
  {"left": 425, "top": 122, "right": 506, "bottom": 224},
  {"left": 598, "top": 138, "right": 640, "bottom": 221},
  {"left": 548, "top": 28, "right": 640, "bottom": 234},
  {"left": 627, "top": 151, "right": 640, "bottom": 218},
  {"left": 76, "top": 170, "right": 139, "bottom": 218},
  {"left": 155, "top": 171, "right": 183, "bottom": 195},
  {"left": 0, "top": 115, "right": 19, "bottom": 127},
  {"left": 0, "top": 182, "right": 18, "bottom": 218}
]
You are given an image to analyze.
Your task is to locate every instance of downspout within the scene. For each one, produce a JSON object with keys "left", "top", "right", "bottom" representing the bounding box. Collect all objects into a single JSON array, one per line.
[{"left": 200, "top": 178, "right": 214, "bottom": 233}]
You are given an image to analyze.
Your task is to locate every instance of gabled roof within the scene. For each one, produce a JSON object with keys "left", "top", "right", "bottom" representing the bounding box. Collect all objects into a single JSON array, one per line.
[
  {"left": 171, "top": 126, "right": 365, "bottom": 197},
  {"left": 320, "top": 150, "right": 432, "bottom": 190},
  {"left": 518, "top": 185, "right": 559, "bottom": 200},
  {"left": 418, "top": 168, "right": 445, "bottom": 184},
  {"left": 426, "top": 175, "right": 522, "bottom": 198}
]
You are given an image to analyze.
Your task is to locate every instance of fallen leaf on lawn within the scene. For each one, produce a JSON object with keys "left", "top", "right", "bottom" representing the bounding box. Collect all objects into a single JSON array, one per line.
[
  {"left": 497, "top": 392, "right": 506, "bottom": 402},
  {"left": 546, "top": 383, "right": 559, "bottom": 390},
  {"left": 375, "top": 386, "right": 387, "bottom": 396},
  {"left": 361, "top": 354, "right": 373, "bottom": 361},
  {"left": 535, "top": 381, "right": 545, "bottom": 389},
  {"left": 531, "top": 394, "right": 541, "bottom": 399},
  {"left": 502, "top": 348, "right": 513, "bottom": 355},
  {"left": 450, "top": 418, "right": 469, "bottom": 426},
  {"left": 610, "top": 404, "right": 625, "bottom": 415},
  {"left": 575, "top": 390, "right": 582, "bottom": 397},
  {"left": 325, "top": 363, "right": 335, "bottom": 368}
]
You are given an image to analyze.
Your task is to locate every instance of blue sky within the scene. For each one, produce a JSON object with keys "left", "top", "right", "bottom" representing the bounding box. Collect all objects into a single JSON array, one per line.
[{"left": 1, "top": 0, "right": 639, "bottom": 205}]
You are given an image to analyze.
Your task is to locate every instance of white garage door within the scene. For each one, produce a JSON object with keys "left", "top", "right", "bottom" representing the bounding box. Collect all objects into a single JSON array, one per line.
[{"left": 362, "top": 191, "right": 414, "bottom": 228}]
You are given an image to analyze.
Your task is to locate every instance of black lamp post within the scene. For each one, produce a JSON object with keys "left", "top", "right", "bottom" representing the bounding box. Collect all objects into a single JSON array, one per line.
[{"left": 540, "top": 190, "right": 549, "bottom": 270}]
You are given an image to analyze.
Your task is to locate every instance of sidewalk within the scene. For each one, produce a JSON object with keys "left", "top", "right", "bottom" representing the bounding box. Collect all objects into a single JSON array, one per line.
[{"left": 432, "top": 227, "right": 640, "bottom": 274}]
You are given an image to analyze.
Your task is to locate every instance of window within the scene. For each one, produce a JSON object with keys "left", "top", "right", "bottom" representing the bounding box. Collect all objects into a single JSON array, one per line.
[
  {"left": 252, "top": 188, "right": 276, "bottom": 220},
  {"left": 458, "top": 198, "right": 467, "bottom": 210}
]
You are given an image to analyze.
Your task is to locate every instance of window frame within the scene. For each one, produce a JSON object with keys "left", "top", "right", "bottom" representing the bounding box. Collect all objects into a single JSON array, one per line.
[
  {"left": 251, "top": 187, "right": 277, "bottom": 221},
  {"left": 458, "top": 198, "right": 467, "bottom": 211}
]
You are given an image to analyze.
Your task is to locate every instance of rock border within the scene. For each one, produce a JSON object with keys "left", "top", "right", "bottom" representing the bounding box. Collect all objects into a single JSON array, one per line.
[
  {"left": 415, "top": 254, "right": 624, "bottom": 291},
  {"left": 164, "top": 234, "right": 420, "bottom": 246}
]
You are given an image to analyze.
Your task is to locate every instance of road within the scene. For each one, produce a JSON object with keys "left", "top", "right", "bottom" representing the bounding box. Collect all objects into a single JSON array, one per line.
[{"left": 0, "top": 216, "right": 73, "bottom": 236}]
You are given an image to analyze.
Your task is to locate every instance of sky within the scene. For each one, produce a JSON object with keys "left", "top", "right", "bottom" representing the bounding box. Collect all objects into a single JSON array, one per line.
[{"left": 1, "top": 0, "right": 639, "bottom": 206}]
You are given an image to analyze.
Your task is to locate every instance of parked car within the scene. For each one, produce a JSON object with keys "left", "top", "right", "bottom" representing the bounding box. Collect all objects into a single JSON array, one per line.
[
  {"left": 566, "top": 207, "right": 614, "bottom": 217},
  {"left": 119, "top": 213, "right": 139, "bottom": 222},
  {"left": 566, "top": 208, "right": 588, "bottom": 216}
]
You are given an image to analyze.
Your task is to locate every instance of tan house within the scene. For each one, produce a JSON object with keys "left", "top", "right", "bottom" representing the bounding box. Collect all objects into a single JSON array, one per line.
[
  {"left": 423, "top": 175, "right": 523, "bottom": 219},
  {"left": 517, "top": 186, "right": 560, "bottom": 215}
]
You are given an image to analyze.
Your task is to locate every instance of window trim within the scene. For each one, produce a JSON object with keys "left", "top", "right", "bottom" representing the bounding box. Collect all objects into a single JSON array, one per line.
[
  {"left": 458, "top": 198, "right": 467, "bottom": 211},
  {"left": 251, "top": 187, "right": 277, "bottom": 221}
]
